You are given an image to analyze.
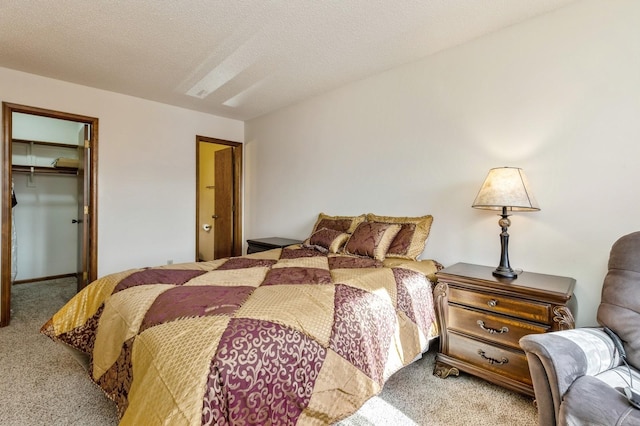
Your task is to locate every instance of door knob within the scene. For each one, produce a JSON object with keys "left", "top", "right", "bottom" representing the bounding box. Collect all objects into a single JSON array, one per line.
[
  {"left": 203, "top": 224, "right": 212, "bottom": 232},
  {"left": 72, "top": 219, "right": 83, "bottom": 224},
  {"left": 211, "top": 215, "right": 218, "bottom": 219}
]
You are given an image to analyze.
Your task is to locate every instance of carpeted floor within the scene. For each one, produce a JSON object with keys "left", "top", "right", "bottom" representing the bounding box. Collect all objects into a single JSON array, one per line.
[{"left": 0, "top": 278, "right": 539, "bottom": 425}]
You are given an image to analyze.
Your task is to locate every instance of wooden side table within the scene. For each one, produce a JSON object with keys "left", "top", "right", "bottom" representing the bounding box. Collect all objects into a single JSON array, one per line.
[
  {"left": 246, "top": 237, "right": 303, "bottom": 254},
  {"left": 433, "top": 262, "right": 576, "bottom": 397}
]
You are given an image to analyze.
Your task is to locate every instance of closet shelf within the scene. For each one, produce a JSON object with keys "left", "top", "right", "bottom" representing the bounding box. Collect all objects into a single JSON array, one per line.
[
  {"left": 12, "top": 165, "right": 78, "bottom": 176},
  {"left": 12, "top": 138, "right": 79, "bottom": 149}
]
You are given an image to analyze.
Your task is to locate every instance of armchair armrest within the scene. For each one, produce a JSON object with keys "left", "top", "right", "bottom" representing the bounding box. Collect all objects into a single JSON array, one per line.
[{"left": 520, "top": 328, "right": 621, "bottom": 426}]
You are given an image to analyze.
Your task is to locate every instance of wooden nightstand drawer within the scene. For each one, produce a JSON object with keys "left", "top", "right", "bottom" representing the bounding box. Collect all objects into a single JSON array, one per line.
[
  {"left": 448, "top": 287, "right": 551, "bottom": 323},
  {"left": 447, "top": 332, "right": 532, "bottom": 386},
  {"left": 447, "top": 305, "right": 548, "bottom": 350}
]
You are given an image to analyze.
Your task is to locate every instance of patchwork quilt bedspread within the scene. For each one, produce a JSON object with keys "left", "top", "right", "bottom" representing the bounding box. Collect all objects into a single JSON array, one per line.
[{"left": 42, "top": 246, "right": 439, "bottom": 425}]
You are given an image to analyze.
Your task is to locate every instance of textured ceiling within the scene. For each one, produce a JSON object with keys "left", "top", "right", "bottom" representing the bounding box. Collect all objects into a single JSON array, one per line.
[{"left": 0, "top": 1, "right": 576, "bottom": 121}]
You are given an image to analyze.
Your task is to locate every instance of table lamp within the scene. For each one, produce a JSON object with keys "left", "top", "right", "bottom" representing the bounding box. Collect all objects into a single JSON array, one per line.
[{"left": 472, "top": 167, "right": 540, "bottom": 279}]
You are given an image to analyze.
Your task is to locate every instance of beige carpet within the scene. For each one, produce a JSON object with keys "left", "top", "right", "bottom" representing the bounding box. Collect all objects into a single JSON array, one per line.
[{"left": 0, "top": 278, "right": 538, "bottom": 425}]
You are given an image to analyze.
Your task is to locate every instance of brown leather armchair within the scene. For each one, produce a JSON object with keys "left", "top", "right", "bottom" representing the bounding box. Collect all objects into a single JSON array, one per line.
[{"left": 520, "top": 231, "right": 640, "bottom": 425}]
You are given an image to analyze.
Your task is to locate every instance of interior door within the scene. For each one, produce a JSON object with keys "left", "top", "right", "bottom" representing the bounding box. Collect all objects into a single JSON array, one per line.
[
  {"left": 213, "top": 147, "right": 234, "bottom": 259},
  {"left": 195, "top": 136, "right": 242, "bottom": 263},
  {"left": 76, "top": 124, "right": 90, "bottom": 291}
]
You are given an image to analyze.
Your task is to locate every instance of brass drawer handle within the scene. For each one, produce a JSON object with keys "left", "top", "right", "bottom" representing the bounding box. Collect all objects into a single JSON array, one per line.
[
  {"left": 487, "top": 299, "right": 498, "bottom": 308},
  {"left": 477, "top": 350, "right": 509, "bottom": 365},
  {"left": 477, "top": 320, "right": 509, "bottom": 334}
]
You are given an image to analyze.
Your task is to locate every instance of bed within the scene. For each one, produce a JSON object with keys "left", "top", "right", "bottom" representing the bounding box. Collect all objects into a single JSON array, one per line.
[{"left": 42, "top": 213, "right": 440, "bottom": 425}]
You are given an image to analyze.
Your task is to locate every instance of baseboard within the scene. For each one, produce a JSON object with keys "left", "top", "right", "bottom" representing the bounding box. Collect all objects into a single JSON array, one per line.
[{"left": 13, "top": 273, "right": 77, "bottom": 285}]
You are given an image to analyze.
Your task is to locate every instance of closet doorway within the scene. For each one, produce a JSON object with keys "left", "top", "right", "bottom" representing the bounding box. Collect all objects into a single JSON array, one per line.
[
  {"left": 196, "top": 136, "right": 242, "bottom": 261},
  {"left": 1, "top": 103, "right": 98, "bottom": 327}
]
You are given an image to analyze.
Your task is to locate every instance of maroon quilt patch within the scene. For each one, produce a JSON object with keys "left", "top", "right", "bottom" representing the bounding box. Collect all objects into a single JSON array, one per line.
[
  {"left": 216, "top": 258, "right": 277, "bottom": 270},
  {"left": 202, "top": 318, "right": 326, "bottom": 425},
  {"left": 328, "top": 256, "right": 382, "bottom": 269},
  {"left": 279, "top": 247, "right": 324, "bottom": 259},
  {"left": 113, "top": 269, "right": 206, "bottom": 293},
  {"left": 95, "top": 337, "right": 135, "bottom": 418},
  {"left": 394, "top": 268, "right": 434, "bottom": 337},
  {"left": 48, "top": 305, "right": 104, "bottom": 354},
  {"left": 140, "top": 286, "right": 254, "bottom": 332},
  {"left": 329, "top": 284, "right": 395, "bottom": 384},
  {"left": 261, "top": 267, "right": 332, "bottom": 286}
]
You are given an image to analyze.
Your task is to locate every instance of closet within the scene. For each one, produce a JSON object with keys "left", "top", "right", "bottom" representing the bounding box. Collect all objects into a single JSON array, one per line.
[
  {"left": 10, "top": 113, "right": 82, "bottom": 284},
  {"left": 1, "top": 103, "right": 98, "bottom": 327}
]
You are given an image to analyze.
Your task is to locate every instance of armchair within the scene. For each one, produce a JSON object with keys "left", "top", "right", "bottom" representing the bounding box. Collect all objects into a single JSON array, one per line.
[{"left": 520, "top": 231, "right": 640, "bottom": 426}]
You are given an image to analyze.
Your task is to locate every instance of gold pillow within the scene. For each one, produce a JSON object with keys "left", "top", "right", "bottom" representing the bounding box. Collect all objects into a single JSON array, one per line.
[
  {"left": 311, "top": 213, "right": 366, "bottom": 234},
  {"left": 366, "top": 214, "right": 433, "bottom": 260},
  {"left": 303, "top": 228, "right": 350, "bottom": 253},
  {"left": 343, "top": 222, "right": 402, "bottom": 261}
]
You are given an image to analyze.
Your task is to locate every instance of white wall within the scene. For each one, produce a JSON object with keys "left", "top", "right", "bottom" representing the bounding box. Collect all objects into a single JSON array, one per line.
[
  {"left": 12, "top": 173, "right": 78, "bottom": 280},
  {"left": 245, "top": 0, "right": 640, "bottom": 327},
  {"left": 0, "top": 66, "right": 243, "bottom": 318},
  {"left": 13, "top": 113, "right": 83, "bottom": 145}
]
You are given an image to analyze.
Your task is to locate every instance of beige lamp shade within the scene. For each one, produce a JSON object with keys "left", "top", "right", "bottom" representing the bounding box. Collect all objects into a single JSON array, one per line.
[{"left": 472, "top": 167, "right": 540, "bottom": 212}]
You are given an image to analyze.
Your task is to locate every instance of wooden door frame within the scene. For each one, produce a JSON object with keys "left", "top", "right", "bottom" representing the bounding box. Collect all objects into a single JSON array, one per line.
[
  {"left": 1, "top": 102, "right": 99, "bottom": 327},
  {"left": 196, "top": 136, "right": 242, "bottom": 259}
]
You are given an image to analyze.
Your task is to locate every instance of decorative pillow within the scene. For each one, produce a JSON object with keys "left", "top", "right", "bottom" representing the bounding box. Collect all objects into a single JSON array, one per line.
[
  {"left": 343, "top": 222, "right": 402, "bottom": 261},
  {"left": 302, "top": 228, "right": 349, "bottom": 253},
  {"left": 311, "top": 213, "right": 366, "bottom": 234},
  {"left": 366, "top": 214, "right": 433, "bottom": 260}
]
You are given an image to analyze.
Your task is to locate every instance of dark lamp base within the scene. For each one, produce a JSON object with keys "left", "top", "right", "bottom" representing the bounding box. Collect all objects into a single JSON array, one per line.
[
  {"left": 493, "top": 207, "right": 519, "bottom": 280},
  {"left": 492, "top": 267, "right": 518, "bottom": 279}
]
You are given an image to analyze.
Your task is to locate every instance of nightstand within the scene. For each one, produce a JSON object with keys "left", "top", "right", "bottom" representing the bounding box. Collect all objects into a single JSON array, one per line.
[
  {"left": 246, "top": 237, "right": 303, "bottom": 254},
  {"left": 433, "top": 262, "right": 576, "bottom": 397}
]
